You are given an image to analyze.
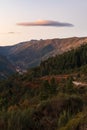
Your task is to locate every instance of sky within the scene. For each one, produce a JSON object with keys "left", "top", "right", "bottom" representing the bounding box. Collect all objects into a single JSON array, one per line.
[{"left": 0, "top": 0, "right": 87, "bottom": 46}]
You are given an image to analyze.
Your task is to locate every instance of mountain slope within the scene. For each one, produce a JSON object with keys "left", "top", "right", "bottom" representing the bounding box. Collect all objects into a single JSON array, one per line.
[
  {"left": 23, "top": 43, "right": 87, "bottom": 79},
  {"left": 0, "top": 37, "right": 87, "bottom": 70},
  {"left": 0, "top": 40, "right": 87, "bottom": 130},
  {"left": 0, "top": 43, "right": 87, "bottom": 130},
  {"left": 0, "top": 55, "right": 16, "bottom": 79}
]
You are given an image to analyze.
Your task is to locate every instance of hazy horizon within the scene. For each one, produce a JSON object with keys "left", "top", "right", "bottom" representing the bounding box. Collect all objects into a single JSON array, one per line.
[{"left": 0, "top": 0, "right": 87, "bottom": 46}]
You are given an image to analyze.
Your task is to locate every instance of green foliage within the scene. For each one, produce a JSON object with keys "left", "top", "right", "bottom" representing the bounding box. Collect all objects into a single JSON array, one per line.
[
  {"left": 27, "top": 44, "right": 87, "bottom": 77},
  {"left": 40, "top": 78, "right": 58, "bottom": 100},
  {"left": 58, "top": 110, "right": 71, "bottom": 128},
  {"left": 50, "top": 77, "right": 58, "bottom": 94},
  {"left": 59, "top": 112, "right": 84, "bottom": 130},
  {"left": 40, "top": 80, "right": 50, "bottom": 100},
  {"left": 64, "top": 77, "right": 76, "bottom": 94},
  {"left": 0, "top": 44, "right": 87, "bottom": 129},
  {"left": 21, "top": 43, "right": 87, "bottom": 85}
]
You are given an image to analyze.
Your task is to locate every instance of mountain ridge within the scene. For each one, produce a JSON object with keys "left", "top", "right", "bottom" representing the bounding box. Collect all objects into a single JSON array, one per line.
[{"left": 0, "top": 36, "right": 87, "bottom": 75}]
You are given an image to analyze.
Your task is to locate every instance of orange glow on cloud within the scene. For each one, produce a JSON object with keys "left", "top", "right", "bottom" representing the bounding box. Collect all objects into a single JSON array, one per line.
[{"left": 17, "top": 20, "right": 74, "bottom": 27}]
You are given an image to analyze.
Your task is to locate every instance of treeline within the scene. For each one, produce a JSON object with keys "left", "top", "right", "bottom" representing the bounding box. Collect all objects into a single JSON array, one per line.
[
  {"left": 26, "top": 43, "right": 87, "bottom": 79},
  {"left": 40, "top": 44, "right": 87, "bottom": 75}
]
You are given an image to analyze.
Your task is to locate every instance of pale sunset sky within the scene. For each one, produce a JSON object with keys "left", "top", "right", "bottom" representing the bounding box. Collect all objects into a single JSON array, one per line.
[{"left": 0, "top": 0, "right": 87, "bottom": 46}]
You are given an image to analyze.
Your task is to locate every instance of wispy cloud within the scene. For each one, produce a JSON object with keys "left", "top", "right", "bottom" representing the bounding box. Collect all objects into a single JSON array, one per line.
[
  {"left": 0, "top": 32, "right": 20, "bottom": 35},
  {"left": 16, "top": 20, "right": 74, "bottom": 27},
  {"left": 8, "top": 32, "right": 15, "bottom": 34}
]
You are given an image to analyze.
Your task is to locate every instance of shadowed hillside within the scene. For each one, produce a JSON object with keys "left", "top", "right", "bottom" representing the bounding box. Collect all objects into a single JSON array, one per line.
[
  {"left": 0, "top": 55, "right": 16, "bottom": 79},
  {"left": 0, "top": 37, "right": 87, "bottom": 70}
]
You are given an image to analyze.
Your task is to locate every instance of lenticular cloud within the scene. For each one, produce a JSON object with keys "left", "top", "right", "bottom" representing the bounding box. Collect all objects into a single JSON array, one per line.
[{"left": 17, "top": 20, "right": 74, "bottom": 27}]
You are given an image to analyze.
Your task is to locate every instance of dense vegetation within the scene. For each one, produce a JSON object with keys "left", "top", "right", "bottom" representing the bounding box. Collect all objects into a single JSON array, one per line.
[
  {"left": 21, "top": 44, "right": 87, "bottom": 81},
  {"left": 0, "top": 44, "right": 87, "bottom": 129},
  {"left": 40, "top": 44, "right": 87, "bottom": 74}
]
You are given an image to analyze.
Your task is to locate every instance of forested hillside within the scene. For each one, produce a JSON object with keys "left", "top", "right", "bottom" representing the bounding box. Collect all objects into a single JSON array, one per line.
[
  {"left": 26, "top": 44, "right": 87, "bottom": 78},
  {"left": 0, "top": 44, "right": 87, "bottom": 130},
  {"left": 40, "top": 44, "right": 87, "bottom": 75}
]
